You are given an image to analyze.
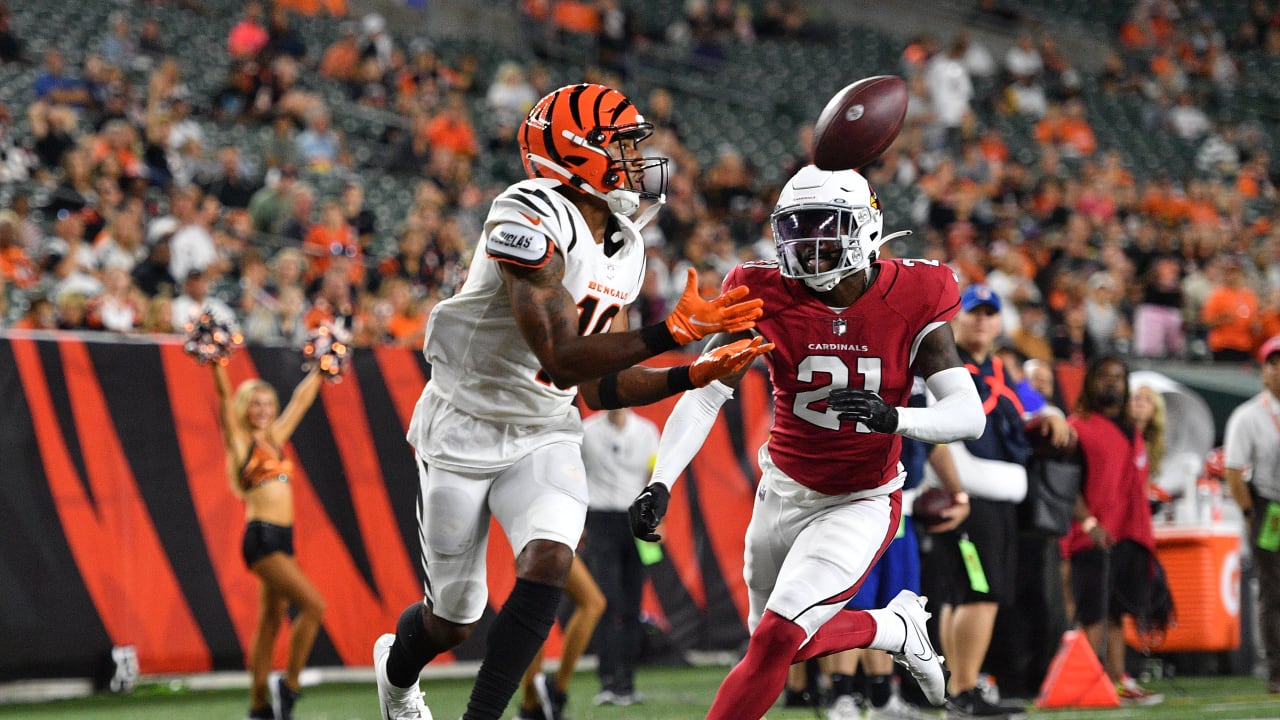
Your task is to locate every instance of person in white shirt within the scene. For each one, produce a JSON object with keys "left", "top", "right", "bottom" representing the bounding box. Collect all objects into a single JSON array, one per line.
[
  {"left": 580, "top": 408, "right": 660, "bottom": 706},
  {"left": 1223, "top": 336, "right": 1280, "bottom": 695}
]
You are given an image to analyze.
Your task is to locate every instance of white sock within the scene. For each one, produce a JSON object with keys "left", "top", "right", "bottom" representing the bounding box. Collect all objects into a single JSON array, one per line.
[{"left": 865, "top": 607, "right": 907, "bottom": 653}]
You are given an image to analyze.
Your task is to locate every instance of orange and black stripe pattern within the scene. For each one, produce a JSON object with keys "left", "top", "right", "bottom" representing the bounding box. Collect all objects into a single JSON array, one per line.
[{"left": 519, "top": 83, "right": 638, "bottom": 193}]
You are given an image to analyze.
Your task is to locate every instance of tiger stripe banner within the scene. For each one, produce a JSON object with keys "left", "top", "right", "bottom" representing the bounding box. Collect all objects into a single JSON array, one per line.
[{"left": 0, "top": 333, "right": 764, "bottom": 680}]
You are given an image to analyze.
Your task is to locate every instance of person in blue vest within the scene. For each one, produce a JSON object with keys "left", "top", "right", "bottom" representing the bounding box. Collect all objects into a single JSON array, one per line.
[{"left": 925, "top": 283, "right": 1073, "bottom": 719}]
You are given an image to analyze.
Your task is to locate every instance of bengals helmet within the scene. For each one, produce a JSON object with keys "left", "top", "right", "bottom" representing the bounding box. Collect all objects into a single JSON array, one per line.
[
  {"left": 519, "top": 83, "right": 668, "bottom": 218},
  {"left": 771, "top": 165, "right": 895, "bottom": 292}
]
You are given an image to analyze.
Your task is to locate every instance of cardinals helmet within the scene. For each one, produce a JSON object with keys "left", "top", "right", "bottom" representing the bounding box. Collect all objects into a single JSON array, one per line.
[
  {"left": 519, "top": 83, "right": 668, "bottom": 218},
  {"left": 772, "top": 165, "right": 896, "bottom": 292}
]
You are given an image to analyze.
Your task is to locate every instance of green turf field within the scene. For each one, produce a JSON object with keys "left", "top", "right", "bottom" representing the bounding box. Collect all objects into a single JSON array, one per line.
[{"left": 0, "top": 667, "right": 1275, "bottom": 720}]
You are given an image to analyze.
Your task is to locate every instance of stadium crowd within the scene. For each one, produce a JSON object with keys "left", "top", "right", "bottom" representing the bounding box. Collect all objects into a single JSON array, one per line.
[{"left": 0, "top": 0, "right": 1278, "bottom": 367}]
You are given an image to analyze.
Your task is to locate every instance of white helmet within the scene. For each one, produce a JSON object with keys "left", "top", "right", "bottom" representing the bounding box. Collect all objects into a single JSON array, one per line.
[{"left": 771, "top": 165, "right": 890, "bottom": 292}]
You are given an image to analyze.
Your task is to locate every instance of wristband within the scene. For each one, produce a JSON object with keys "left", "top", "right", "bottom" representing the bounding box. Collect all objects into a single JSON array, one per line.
[
  {"left": 641, "top": 323, "right": 680, "bottom": 353},
  {"left": 597, "top": 373, "right": 624, "bottom": 409},
  {"left": 667, "top": 365, "right": 696, "bottom": 393},
  {"left": 1080, "top": 516, "right": 1098, "bottom": 533},
  {"left": 952, "top": 491, "right": 970, "bottom": 505}
]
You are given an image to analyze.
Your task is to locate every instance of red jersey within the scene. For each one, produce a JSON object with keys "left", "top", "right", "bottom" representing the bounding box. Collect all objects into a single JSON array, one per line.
[{"left": 723, "top": 258, "right": 960, "bottom": 494}]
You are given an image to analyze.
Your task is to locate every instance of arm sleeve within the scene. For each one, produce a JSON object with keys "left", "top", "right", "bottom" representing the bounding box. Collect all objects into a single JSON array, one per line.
[
  {"left": 894, "top": 366, "right": 985, "bottom": 443},
  {"left": 649, "top": 380, "right": 735, "bottom": 490}
]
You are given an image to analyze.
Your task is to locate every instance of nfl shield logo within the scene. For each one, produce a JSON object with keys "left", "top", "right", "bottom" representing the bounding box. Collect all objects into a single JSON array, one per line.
[{"left": 832, "top": 318, "right": 847, "bottom": 336}]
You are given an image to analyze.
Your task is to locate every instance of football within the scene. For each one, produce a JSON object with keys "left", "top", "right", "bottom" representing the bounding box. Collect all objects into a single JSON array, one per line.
[
  {"left": 810, "top": 75, "right": 909, "bottom": 171},
  {"left": 911, "top": 486, "right": 955, "bottom": 529}
]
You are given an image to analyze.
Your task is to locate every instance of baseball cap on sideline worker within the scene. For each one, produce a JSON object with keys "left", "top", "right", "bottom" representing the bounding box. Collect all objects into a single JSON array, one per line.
[
  {"left": 1258, "top": 335, "right": 1280, "bottom": 363},
  {"left": 960, "top": 283, "right": 1002, "bottom": 313}
]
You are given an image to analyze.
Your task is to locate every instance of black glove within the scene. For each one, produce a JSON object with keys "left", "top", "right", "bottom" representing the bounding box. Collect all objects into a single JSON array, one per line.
[
  {"left": 828, "top": 388, "right": 899, "bottom": 433},
  {"left": 629, "top": 483, "right": 671, "bottom": 542}
]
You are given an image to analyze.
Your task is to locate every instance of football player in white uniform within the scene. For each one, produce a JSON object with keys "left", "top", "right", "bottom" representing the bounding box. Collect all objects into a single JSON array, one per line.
[{"left": 373, "top": 83, "right": 772, "bottom": 720}]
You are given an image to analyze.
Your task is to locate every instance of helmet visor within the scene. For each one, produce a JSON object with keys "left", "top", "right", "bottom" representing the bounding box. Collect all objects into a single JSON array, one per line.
[{"left": 773, "top": 206, "right": 864, "bottom": 279}]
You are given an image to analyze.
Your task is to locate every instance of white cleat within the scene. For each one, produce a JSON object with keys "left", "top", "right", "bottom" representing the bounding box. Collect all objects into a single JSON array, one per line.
[
  {"left": 887, "top": 590, "right": 948, "bottom": 707},
  {"left": 827, "top": 694, "right": 862, "bottom": 720},
  {"left": 867, "top": 694, "right": 935, "bottom": 720},
  {"left": 374, "top": 633, "right": 433, "bottom": 720}
]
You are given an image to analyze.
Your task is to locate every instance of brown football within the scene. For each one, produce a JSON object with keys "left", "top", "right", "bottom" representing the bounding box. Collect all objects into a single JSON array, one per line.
[
  {"left": 911, "top": 486, "right": 955, "bottom": 529},
  {"left": 811, "top": 75, "right": 909, "bottom": 171}
]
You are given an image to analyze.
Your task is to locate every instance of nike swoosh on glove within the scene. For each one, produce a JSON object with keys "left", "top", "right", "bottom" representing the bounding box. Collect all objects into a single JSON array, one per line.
[
  {"left": 664, "top": 268, "right": 764, "bottom": 344},
  {"left": 629, "top": 482, "right": 671, "bottom": 542},
  {"left": 689, "top": 336, "right": 775, "bottom": 386},
  {"left": 827, "top": 388, "right": 899, "bottom": 433}
]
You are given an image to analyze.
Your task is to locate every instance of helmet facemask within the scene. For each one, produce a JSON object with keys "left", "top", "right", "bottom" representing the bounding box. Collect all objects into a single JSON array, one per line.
[{"left": 773, "top": 203, "right": 881, "bottom": 292}]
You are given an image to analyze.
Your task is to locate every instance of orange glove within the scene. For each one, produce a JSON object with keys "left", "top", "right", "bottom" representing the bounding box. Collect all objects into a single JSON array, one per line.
[
  {"left": 664, "top": 268, "right": 764, "bottom": 344},
  {"left": 688, "top": 336, "right": 775, "bottom": 387}
]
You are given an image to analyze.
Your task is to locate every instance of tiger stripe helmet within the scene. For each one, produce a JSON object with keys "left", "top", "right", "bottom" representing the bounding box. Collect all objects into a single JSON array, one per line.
[{"left": 519, "top": 83, "right": 668, "bottom": 217}]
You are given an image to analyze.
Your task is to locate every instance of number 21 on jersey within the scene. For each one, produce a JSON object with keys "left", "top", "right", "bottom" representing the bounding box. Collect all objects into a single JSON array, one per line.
[{"left": 794, "top": 355, "right": 882, "bottom": 432}]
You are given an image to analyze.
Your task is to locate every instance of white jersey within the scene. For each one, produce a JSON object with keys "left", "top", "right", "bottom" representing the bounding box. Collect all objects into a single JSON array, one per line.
[{"left": 415, "top": 178, "right": 647, "bottom": 426}]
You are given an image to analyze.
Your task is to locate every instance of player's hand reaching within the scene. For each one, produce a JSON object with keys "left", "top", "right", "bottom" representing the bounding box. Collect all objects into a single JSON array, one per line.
[
  {"left": 828, "top": 388, "right": 899, "bottom": 433},
  {"left": 689, "top": 336, "right": 775, "bottom": 387},
  {"left": 629, "top": 482, "right": 671, "bottom": 542},
  {"left": 664, "top": 268, "right": 764, "bottom": 344}
]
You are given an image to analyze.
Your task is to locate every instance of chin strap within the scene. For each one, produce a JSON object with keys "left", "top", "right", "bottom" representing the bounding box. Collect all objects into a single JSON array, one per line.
[{"left": 525, "top": 153, "right": 659, "bottom": 221}]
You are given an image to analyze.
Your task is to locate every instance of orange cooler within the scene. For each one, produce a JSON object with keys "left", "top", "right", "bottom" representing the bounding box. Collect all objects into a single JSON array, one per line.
[{"left": 1124, "top": 526, "right": 1241, "bottom": 653}]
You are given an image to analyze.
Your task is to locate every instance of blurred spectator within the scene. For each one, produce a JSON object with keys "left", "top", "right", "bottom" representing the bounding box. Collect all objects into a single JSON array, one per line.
[
  {"left": 303, "top": 199, "right": 362, "bottom": 285},
  {"left": 1011, "top": 299, "right": 1054, "bottom": 362},
  {"left": 357, "top": 13, "right": 394, "bottom": 74},
  {"left": 266, "top": 6, "right": 306, "bottom": 60},
  {"left": 1005, "top": 33, "right": 1043, "bottom": 80},
  {"left": 340, "top": 181, "right": 376, "bottom": 250},
  {"left": 14, "top": 294, "right": 56, "bottom": 330},
  {"left": 424, "top": 92, "right": 479, "bottom": 160},
  {"left": 228, "top": 2, "right": 270, "bottom": 61},
  {"left": 1165, "top": 92, "right": 1211, "bottom": 140},
  {"left": 485, "top": 62, "right": 537, "bottom": 151},
  {"left": 0, "top": 2, "right": 25, "bottom": 64},
  {"left": 34, "top": 49, "right": 90, "bottom": 108},
  {"left": 925, "top": 37, "right": 974, "bottom": 155},
  {"left": 132, "top": 237, "right": 176, "bottom": 298},
  {"left": 169, "top": 190, "right": 223, "bottom": 280},
  {"left": 295, "top": 107, "right": 346, "bottom": 172},
  {"left": 29, "top": 101, "right": 79, "bottom": 172},
  {"left": 138, "top": 17, "right": 167, "bottom": 58},
  {"left": 0, "top": 212, "right": 39, "bottom": 290},
  {"left": 0, "top": 103, "right": 35, "bottom": 182},
  {"left": 1034, "top": 100, "right": 1096, "bottom": 159},
  {"left": 202, "top": 145, "right": 261, "bottom": 209},
  {"left": 54, "top": 291, "right": 90, "bottom": 330},
  {"left": 596, "top": 0, "right": 637, "bottom": 76},
  {"left": 99, "top": 12, "right": 139, "bottom": 71},
  {"left": 1201, "top": 254, "right": 1260, "bottom": 362},
  {"left": 244, "top": 281, "right": 309, "bottom": 346},
  {"left": 41, "top": 209, "right": 102, "bottom": 300},
  {"left": 171, "top": 268, "right": 233, "bottom": 329},
  {"left": 319, "top": 22, "right": 360, "bottom": 85},
  {"left": 94, "top": 200, "right": 147, "bottom": 273},
  {"left": 279, "top": 183, "right": 315, "bottom": 243},
  {"left": 86, "top": 266, "right": 145, "bottom": 332}
]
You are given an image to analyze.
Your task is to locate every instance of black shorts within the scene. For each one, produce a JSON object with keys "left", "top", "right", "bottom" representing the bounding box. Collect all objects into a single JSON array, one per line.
[
  {"left": 1069, "top": 539, "right": 1152, "bottom": 625},
  {"left": 925, "top": 497, "right": 1019, "bottom": 607},
  {"left": 242, "top": 520, "right": 294, "bottom": 567}
]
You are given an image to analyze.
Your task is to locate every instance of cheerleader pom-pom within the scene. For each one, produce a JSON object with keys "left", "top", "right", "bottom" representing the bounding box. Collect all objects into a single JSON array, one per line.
[
  {"left": 303, "top": 324, "right": 351, "bottom": 381},
  {"left": 183, "top": 312, "right": 243, "bottom": 366}
]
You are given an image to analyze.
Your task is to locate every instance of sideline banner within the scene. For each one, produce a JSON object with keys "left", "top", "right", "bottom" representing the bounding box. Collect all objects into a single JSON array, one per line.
[{"left": 0, "top": 333, "right": 767, "bottom": 680}]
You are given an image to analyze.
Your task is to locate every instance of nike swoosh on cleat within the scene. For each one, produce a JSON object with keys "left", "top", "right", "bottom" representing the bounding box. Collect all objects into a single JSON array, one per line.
[{"left": 518, "top": 211, "right": 542, "bottom": 225}]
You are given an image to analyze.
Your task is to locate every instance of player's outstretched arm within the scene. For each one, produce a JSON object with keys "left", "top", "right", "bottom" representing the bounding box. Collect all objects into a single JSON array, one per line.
[
  {"left": 626, "top": 332, "right": 769, "bottom": 541},
  {"left": 506, "top": 258, "right": 762, "bottom": 388},
  {"left": 579, "top": 333, "right": 771, "bottom": 410},
  {"left": 837, "top": 323, "right": 984, "bottom": 443}
]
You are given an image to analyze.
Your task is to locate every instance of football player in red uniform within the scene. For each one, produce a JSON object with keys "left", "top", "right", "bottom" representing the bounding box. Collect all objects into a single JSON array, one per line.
[{"left": 630, "top": 165, "right": 986, "bottom": 719}]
